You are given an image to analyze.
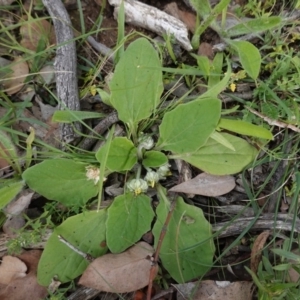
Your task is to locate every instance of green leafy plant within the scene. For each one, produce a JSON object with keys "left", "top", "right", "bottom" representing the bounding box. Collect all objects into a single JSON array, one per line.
[
  {"left": 246, "top": 248, "right": 300, "bottom": 300},
  {"left": 20, "top": 38, "right": 273, "bottom": 286},
  {"left": 189, "top": 0, "right": 282, "bottom": 81}
]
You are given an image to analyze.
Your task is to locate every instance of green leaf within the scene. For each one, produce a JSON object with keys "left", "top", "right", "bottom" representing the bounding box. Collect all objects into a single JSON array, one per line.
[
  {"left": 190, "top": 54, "right": 211, "bottom": 77},
  {"left": 37, "top": 210, "right": 107, "bottom": 286},
  {"left": 52, "top": 111, "right": 105, "bottom": 123},
  {"left": 153, "top": 194, "right": 215, "bottom": 283},
  {"left": 106, "top": 193, "right": 155, "bottom": 253},
  {"left": 200, "top": 62, "right": 231, "bottom": 99},
  {"left": 0, "top": 180, "right": 24, "bottom": 209},
  {"left": 109, "top": 38, "right": 163, "bottom": 132},
  {"left": 156, "top": 98, "right": 221, "bottom": 154},
  {"left": 114, "top": 0, "right": 125, "bottom": 64},
  {"left": 96, "top": 137, "right": 137, "bottom": 172},
  {"left": 22, "top": 159, "right": 99, "bottom": 206},
  {"left": 271, "top": 249, "right": 300, "bottom": 262},
  {"left": 229, "top": 40, "right": 261, "bottom": 80},
  {"left": 208, "top": 52, "right": 223, "bottom": 88},
  {"left": 189, "top": 0, "right": 211, "bottom": 18},
  {"left": 219, "top": 118, "right": 273, "bottom": 140},
  {"left": 227, "top": 16, "right": 281, "bottom": 37},
  {"left": 96, "top": 88, "right": 112, "bottom": 106},
  {"left": 142, "top": 151, "right": 168, "bottom": 168},
  {"left": 210, "top": 131, "right": 235, "bottom": 151},
  {"left": 177, "top": 133, "right": 258, "bottom": 175},
  {"left": 0, "top": 130, "right": 21, "bottom": 173}
]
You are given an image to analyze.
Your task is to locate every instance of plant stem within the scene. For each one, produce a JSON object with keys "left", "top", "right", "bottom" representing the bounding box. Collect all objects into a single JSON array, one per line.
[
  {"left": 136, "top": 163, "right": 142, "bottom": 180},
  {"left": 146, "top": 185, "right": 177, "bottom": 300}
]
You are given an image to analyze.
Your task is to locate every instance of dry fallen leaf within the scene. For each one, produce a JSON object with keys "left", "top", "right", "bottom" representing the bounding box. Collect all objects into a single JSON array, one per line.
[
  {"left": 1, "top": 57, "right": 29, "bottom": 95},
  {"left": 287, "top": 249, "right": 300, "bottom": 283},
  {"left": 169, "top": 173, "right": 236, "bottom": 196},
  {"left": 3, "top": 189, "right": 33, "bottom": 235},
  {"left": 0, "top": 256, "right": 27, "bottom": 285},
  {"left": 79, "top": 241, "right": 157, "bottom": 293},
  {"left": 0, "top": 0, "right": 15, "bottom": 4},
  {"left": 164, "top": 2, "right": 196, "bottom": 33},
  {"left": 4, "top": 190, "right": 33, "bottom": 216},
  {"left": 20, "top": 19, "right": 56, "bottom": 51},
  {"left": 0, "top": 250, "right": 48, "bottom": 300},
  {"left": 198, "top": 42, "right": 214, "bottom": 60},
  {"left": 175, "top": 280, "right": 253, "bottom": 300},
  {"left": 250, "top": 231, "right": 270, "bottom": 274}
]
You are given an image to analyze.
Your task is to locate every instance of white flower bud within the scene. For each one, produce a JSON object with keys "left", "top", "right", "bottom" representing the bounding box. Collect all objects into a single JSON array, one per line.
[
  {"left": 127, "top": 179, "right": 148, "bottom": 195},
  {"left": 144, "top": 170, "right": 159, "bottom": 188},
  {"left": 85, "top": 166, "right": 101, "bottom": 185},
  {"left": 157, "top": 163, "right": 171, "bottom": 179},
  {"left": 138, "top": 134, "right": 154, "bottom": 150}
]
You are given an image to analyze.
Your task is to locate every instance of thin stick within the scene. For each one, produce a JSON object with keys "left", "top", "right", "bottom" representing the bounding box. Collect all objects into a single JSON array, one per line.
[
  {"left": 246, "top": 106, "right": 300, "bottom": 133},
  {"left": 58, "top": 235, "right": 93, "bottom": 262}
]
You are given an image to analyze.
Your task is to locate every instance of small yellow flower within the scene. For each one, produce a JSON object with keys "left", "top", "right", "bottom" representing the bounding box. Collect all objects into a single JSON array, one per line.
[{"left": 230, "top": 83, "right": 236, "bottom": 92}]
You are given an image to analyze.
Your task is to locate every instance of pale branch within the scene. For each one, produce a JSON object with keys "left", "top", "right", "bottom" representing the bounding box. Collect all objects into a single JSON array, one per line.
[
  {"left": 108, "top": 0, "right": 192, "bottom": 51},
  {"left": 42, "top": 0, "right": 82, "bottom": 144}
]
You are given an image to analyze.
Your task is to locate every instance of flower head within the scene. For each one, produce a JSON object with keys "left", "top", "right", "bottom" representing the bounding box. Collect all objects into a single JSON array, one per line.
[
  {"left": 157, "top": 163, "right": 171, "bottom": 180},
  {"left": 144, "top": 170, "right": 159, "bottom": 188},
  {"left": 85, "top": 165, "right": 101, "bottom": 185},
  {"left": 127, "top": 179, "right": 148, "bottom": 195},
  {"left": 138, "top": 134, "right": 154, "bottom": 150}
]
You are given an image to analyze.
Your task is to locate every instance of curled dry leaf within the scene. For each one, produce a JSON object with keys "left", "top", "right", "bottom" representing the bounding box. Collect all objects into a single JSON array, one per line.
[
  {"left": 79, "top": 241, "right": 157, "bottom": 293},
  {"left": 287, "top": 249, "right": 300, "bottom": 283},
  {"left": 198, "top": 42, "right": 214, "bottom": 60},
  {"left": 4, "top": 190, "right": 33, "bottom": 216},
  {"left": 0, "top": 0, "right": 15, "bottom": 4},
  {"left": 175, "top": 280, "right": 253, "bottom": 300},
  {"left": 164, "top": 2, "right": 196, "bottom": 33},
  {"left": 250, "top": 230, "right": 270, "bottom": 274},
  {"left": 3, "top": 190, "right": 34, "bottom": 235},
  {"left": 20, "top": 19, "right": 56, "bottom": 51},
  {"left": 1, "top": 57, "right": 29, "bottom": 95},
  {"left": 169, "top": 173, "right": 236, "bottom": 196},
  {"left": 0, "top": 250, "right": 48, "bottom": 300},
  {"left": 0, "top": 256, "right": 27, "bottom": 285}
]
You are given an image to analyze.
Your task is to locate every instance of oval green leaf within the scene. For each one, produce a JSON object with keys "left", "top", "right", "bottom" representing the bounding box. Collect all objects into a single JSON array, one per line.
[
  {"left": 227, "top": 16, "right": 281, "bottom": 37},
  {"left": 37, "top": 210, "right": 107, "bottom": 286},
  {"left": 219, "top": 118, "right": 273, "bottom": 140},
  {"left": 156, "top": 98, "right": 221, "bottom": 154},
  {"left": 96, "top": 137, "right": 137, "bottom": 171},
  {"left": 106, "top": 193, "right": 155, "bottom": 253},
  {"left": 229, "top": 40, "right": 261, "bottom": 80},
  {"left": 142, "top": 150, "right": 168, "bottom": 168},
  {"left": 178, "top": 133, "right": 258, "bottom": 175},
  {"left": 22, "top": 159, "right": 99, "bottom": 206},
  {"left": 109, "top": 38, "right": 163, "bottom": 130},
  {"left": 153, "top": 195, "right": 215, "bottom": 283}
]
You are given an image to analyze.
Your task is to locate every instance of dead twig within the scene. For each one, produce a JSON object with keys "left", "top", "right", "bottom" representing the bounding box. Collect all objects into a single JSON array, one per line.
[
  {"left": 42, "top": 0, "right": 82, "bottom": 144},
  {"left": 79, "top": 111, "right": 119, "bottom": 150},
  {"left": 246, "top": 106, "right": 300, "bottom": 133}
]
